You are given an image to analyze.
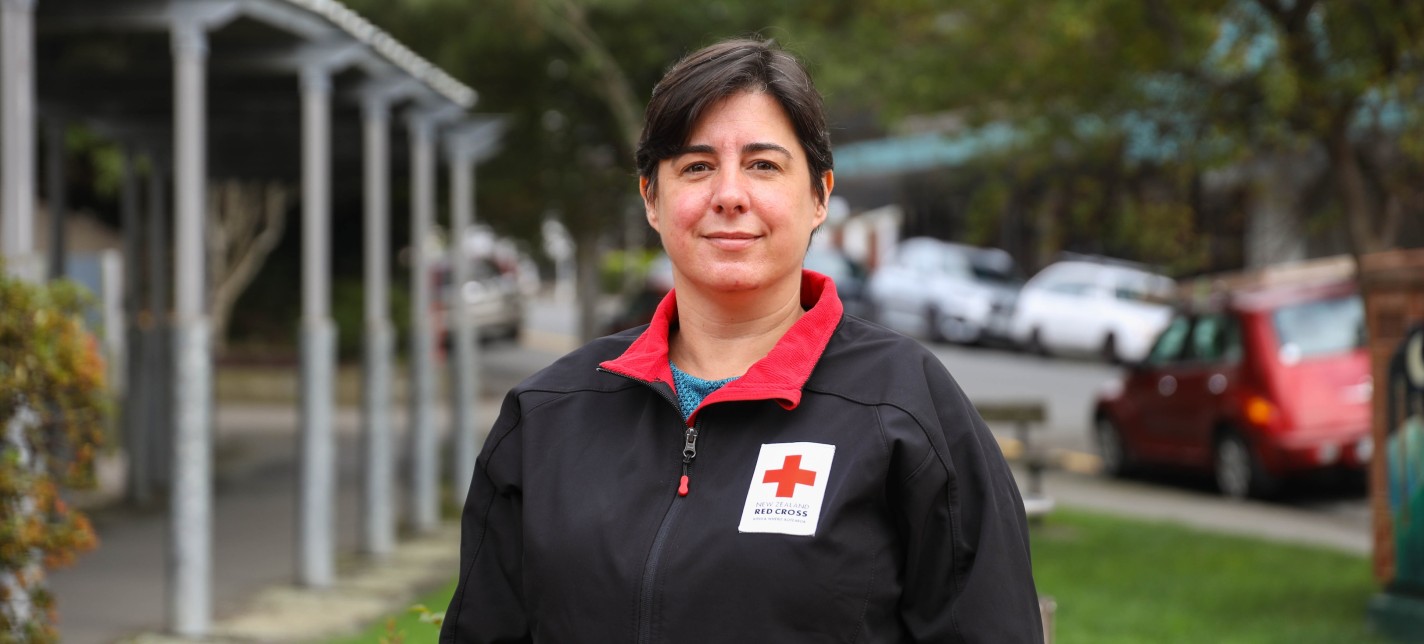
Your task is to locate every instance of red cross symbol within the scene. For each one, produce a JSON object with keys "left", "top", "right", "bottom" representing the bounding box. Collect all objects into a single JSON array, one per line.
[{"left": 763, "top": 454, "right": 817, "bottom": 498}]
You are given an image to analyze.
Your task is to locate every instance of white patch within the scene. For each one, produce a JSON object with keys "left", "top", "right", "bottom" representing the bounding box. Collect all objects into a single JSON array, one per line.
[{"left": 737, "top": 442, "right": 836, "bottom": 537}]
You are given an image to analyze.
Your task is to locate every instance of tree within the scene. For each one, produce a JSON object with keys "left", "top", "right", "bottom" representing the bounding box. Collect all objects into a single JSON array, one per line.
[
  {"left": 815, "top": 0, "right": 1424, "bottom": 263},
  {"left": 1231, "top": 0, "right": 1424, "bottom": 255},
  {"left": 206, "top": 179, "right": 292, "bottom": 355}
]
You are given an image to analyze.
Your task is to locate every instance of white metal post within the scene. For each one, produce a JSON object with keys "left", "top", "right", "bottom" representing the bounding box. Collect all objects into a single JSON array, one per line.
[
  {"left": 447, "top": 144, "right": 478, "bottom": 508},
  {"left": 168, "top": 20, "right": 213, "bottom": 638},
  {"left": 1, "top": 0, "right": 36, "bottom": 266},
  {"left": 297, "top": 64, "right": 337, "bottom": 588},
  {"left": 443, "top": 119, "right": 503, "bottom": 510},
  {"left": 407, "top": 113, "right": 439, "bottom": 533},
  {"left": 360, "top": 92, "right": 395, "bottom": 556}
]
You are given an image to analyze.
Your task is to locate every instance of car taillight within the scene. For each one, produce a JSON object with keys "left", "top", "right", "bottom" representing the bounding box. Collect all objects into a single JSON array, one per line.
[{"left": 1244, "top": 395, "right": 1276, "bottom": 427}]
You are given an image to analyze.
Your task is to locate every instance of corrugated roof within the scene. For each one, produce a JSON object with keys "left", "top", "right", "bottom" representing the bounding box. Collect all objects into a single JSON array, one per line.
[{"left": 282, "top": 0, "right": 476, "bottom": 108}]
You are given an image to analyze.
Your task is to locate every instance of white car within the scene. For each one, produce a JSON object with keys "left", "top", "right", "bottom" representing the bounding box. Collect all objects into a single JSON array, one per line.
[
  {"left": 1008, "top": 259, "right": 1175, "bottom": 362},
  {"left": 867, "top": 237, "right": 1022, "bottom": 344},
  {"left": 436, "top": 256, "right": 525, "bottom": 344}
]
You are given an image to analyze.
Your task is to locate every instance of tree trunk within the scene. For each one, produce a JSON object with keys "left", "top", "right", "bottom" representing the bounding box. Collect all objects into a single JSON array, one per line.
[
  {"left": 574, "top": 226, "right": 602, "bottom": 343},
  {"left": 1329, "top": 126, "right": 1387, "bottom": 257},
  {"left": 205, "top": 180, "right": 291, "bottom": 356}
]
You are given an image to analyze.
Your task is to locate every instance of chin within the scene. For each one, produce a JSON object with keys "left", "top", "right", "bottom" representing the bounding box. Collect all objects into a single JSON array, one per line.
[
  {"left": 698, "top": 277, "right": 762, "bottom": 293},
  {"left": 685, "top": 267, "right": 763, "bottom": 293}
]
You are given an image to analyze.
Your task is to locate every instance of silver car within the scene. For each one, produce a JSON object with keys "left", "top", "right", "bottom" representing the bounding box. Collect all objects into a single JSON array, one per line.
[
  {"left": 437, "top": 257, "right": 524, "bottom": 344},
  {"left": 867, "top": 237, "right": 1022, "bottom": 344}
]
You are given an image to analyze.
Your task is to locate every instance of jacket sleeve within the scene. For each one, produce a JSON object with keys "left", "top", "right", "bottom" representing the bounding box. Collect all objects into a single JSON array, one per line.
[
  {"left": 890, "top": 359, "right": 1043, "bottom": 643},
  {"left": 440, "top": 391, "right": 531, "bottom": 644}
]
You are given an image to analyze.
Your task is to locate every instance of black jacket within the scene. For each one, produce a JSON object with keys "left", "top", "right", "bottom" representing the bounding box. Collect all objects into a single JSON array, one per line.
[{"left": 442, "top": 271, "right": 1042, "bottom": 643}]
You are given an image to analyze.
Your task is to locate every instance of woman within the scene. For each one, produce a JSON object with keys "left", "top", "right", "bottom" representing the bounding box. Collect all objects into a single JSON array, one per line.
[{"left": 442, "top": 38, "right": 1042, "bottom": 643}]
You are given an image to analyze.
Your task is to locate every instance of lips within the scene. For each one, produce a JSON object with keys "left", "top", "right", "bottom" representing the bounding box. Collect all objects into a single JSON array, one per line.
[
  {"left": 705, "top": 231, "right": 758, "bottom": 240},
  {"left": 704, "top": 231, "right": 760, "bottom": 250}
]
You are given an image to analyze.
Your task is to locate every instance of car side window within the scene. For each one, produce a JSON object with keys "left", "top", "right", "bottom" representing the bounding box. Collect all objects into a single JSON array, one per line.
[
  {"left": 1145, "top": 316, "right": 1193, "bottom": 365},
  {"left": 905, "top": 248, "right": 937, "bottom": 273},
  {"left": 1046, "top": 281, "right": 1091, "bottom": 296},
  {"left": 1187, "top": 314, "right": 1240, "bottom": 363}
]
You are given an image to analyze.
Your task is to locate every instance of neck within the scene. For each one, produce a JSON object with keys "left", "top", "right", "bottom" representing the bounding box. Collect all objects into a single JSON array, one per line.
[{"left": 669, "top": 277, "right": 804, "bottom": 380}]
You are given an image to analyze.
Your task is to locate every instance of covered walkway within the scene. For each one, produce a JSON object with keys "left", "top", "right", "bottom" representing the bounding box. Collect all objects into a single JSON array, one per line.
[{"left": 1, "top": 0, "right": 501, "bottom": 636}]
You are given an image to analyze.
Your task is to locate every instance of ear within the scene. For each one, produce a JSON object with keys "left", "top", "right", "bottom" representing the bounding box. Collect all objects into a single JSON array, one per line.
[
  {"left": 811, "top": 170, "right": 834, "bottom": 228},
  {"left": 641, "top": 176, "right": 661, "bottom": 232}
]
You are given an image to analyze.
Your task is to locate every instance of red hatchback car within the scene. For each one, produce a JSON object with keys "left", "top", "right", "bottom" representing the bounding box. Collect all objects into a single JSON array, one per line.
[{"left": 1092, "top": 275, "right": 1371, "bottom": 498}]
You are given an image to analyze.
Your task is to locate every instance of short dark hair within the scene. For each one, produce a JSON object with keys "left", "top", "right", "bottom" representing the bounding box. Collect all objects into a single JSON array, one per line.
[{"left": 636, "top": 38, "right": 833, "bottom": 203}]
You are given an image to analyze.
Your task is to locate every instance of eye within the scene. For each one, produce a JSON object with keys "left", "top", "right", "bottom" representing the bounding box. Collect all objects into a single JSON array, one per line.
[
  {"left": 681, "top": 161, "right": 712, "bottom": 174},
  {"left": 749, "top": 160, "right": 780, "bottom": 172}
]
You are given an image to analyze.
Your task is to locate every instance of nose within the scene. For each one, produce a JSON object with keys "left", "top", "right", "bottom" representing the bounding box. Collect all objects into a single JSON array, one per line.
[{"left": 710, "top": 168, "right": 749, "bottom": 215}]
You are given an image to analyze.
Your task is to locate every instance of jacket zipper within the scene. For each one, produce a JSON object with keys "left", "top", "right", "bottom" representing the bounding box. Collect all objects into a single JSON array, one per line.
[
  {"left": 678, "top": 425, "right": 698, "bottom": 496},
  {"left": 597, "top": 367, "right": 703, "bottom": 495},
  {"left": 597, "top": 367, "right": 703, "bottom": 644}
]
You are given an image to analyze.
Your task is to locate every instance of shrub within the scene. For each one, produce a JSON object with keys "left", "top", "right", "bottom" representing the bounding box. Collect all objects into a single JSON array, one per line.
[{"left": 0, "top": 266, "right": 108, "bottom": 642}]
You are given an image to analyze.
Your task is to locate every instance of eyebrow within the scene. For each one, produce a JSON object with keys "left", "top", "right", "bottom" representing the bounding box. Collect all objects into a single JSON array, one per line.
[{"left": 672, "top": 142, "right": 793, "bottom": 157}]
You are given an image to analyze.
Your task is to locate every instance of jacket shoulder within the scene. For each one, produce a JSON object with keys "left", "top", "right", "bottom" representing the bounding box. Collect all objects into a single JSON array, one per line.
[
  {"left": 512, "top": 326, "right": 645, "bottom": 395},
  {"left": 808, "top": 315, "right": 962, "bottom": 414}
]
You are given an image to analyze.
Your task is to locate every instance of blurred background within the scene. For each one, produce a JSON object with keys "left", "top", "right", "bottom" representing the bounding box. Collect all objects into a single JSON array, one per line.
[{"left": 4, "top": 0, "right": 1424, "bottom": 642}]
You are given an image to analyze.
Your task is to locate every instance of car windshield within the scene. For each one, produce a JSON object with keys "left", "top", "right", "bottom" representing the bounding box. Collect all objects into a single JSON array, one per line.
[
  {"left": 1112, "top": 272, "right": 1174, "bottom": 302},
  {"left": 1271, "top": 295, "right": 1365, "bottom": 360},
  {"left": 969, "top": 257, "right": 1022, "bottom": 287}
]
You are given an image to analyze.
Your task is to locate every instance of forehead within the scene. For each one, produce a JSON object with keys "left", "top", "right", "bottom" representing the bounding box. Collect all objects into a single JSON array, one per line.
[{"left": 683, "top": 91, "right": 799, "bottom": 147}]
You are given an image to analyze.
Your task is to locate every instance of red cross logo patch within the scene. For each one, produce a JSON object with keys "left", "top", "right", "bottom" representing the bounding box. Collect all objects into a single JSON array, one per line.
[
  {"left": 738, "top": 442, "right": 836, "bottom": 536},
  {"left": 763, "top": 455, "right": 817, "bottom": 497}
]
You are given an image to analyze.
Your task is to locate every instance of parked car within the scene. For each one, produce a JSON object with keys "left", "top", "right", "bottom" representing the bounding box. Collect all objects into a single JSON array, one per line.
[
  {"left": 435, "top": 256, "right": 525, "bottom": 344},
  {"left": 1092, "top": 275, "right": 1370, "bottom": 499},
  {"left": 866, "top": 237, "right": 1022, "bottom": 344},
  {"left": 1009, "top": 258, "right": 1175, "bottom": 362}
]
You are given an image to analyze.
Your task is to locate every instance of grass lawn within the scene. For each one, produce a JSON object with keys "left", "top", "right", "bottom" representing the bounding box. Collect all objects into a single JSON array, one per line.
[
  {"left": 327, "top": 579, "right": 456, "bottom": 644},
  {"left": 328, "top": 509, "right": 1387, "bottom": 643},
  {"left": 1034, "top": 509, "right": 1386, "bottom": 643}
]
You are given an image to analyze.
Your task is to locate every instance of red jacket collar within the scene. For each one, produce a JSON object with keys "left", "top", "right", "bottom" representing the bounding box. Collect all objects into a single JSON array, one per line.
[{"left": 599, "top": 270, "right": 844, "bottom": 421}]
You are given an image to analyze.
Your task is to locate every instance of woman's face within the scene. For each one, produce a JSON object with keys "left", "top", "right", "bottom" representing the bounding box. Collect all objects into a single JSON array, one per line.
[{"left": 642, "top": 91, "right": 832, "bottom": 299}]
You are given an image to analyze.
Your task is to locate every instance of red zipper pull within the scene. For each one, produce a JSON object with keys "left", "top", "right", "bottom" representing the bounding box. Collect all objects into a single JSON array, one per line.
[{"left": 678, "top": 426, "right": 698, "bottom": 496}]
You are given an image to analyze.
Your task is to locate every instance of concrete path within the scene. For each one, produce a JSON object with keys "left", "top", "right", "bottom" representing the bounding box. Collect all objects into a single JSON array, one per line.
[
  {"left": 48, "top": 402, "right": 486, "bottom": 644},
  {"left": 1019, "top": 466, "right": 1371, "bottom": 555}
]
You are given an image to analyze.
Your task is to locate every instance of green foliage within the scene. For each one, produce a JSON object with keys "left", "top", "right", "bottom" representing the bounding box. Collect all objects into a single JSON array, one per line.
[
  {"left": 0, "top": 266, "right": 108, "bottom": 641},
  {"left": 369, "top": 604, "right": 442, "bottom": 644},
  {"left": 337, "top": 0, "right": 1422, "bottom": 272},
  {"left": 599, "top": 248, "right": 660, "bottom": 294}
]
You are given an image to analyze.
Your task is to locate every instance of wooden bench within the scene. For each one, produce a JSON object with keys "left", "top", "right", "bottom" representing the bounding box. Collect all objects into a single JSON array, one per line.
[{"left": 974, "top": 401, "right": 1054, "bottom": 519}]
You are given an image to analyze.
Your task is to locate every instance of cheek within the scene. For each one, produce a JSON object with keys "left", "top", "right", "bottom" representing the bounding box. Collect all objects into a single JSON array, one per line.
[{"left": 664, "top": 193, "right": 706, "bottom": 228}]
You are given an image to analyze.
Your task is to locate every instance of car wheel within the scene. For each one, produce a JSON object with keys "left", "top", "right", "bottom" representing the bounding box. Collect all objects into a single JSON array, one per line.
[
  {"left": 925, "top": 306, "right": 946, "bottom": 343},
  {"left": 1101, "top": 333, "right": 1120, "bottom": 364},
  {"left": 1028, "top": 327, "right": 1049, "bottom": 356},
  {"left": 1095, "top": 415, "right": 1132, "bottom": 477},
  {"left": 1214, "top": 430, "right": 1277, "bottom": 500},
  {"left": 930, "top": 308, "right": 980, "bottom": 345}
]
